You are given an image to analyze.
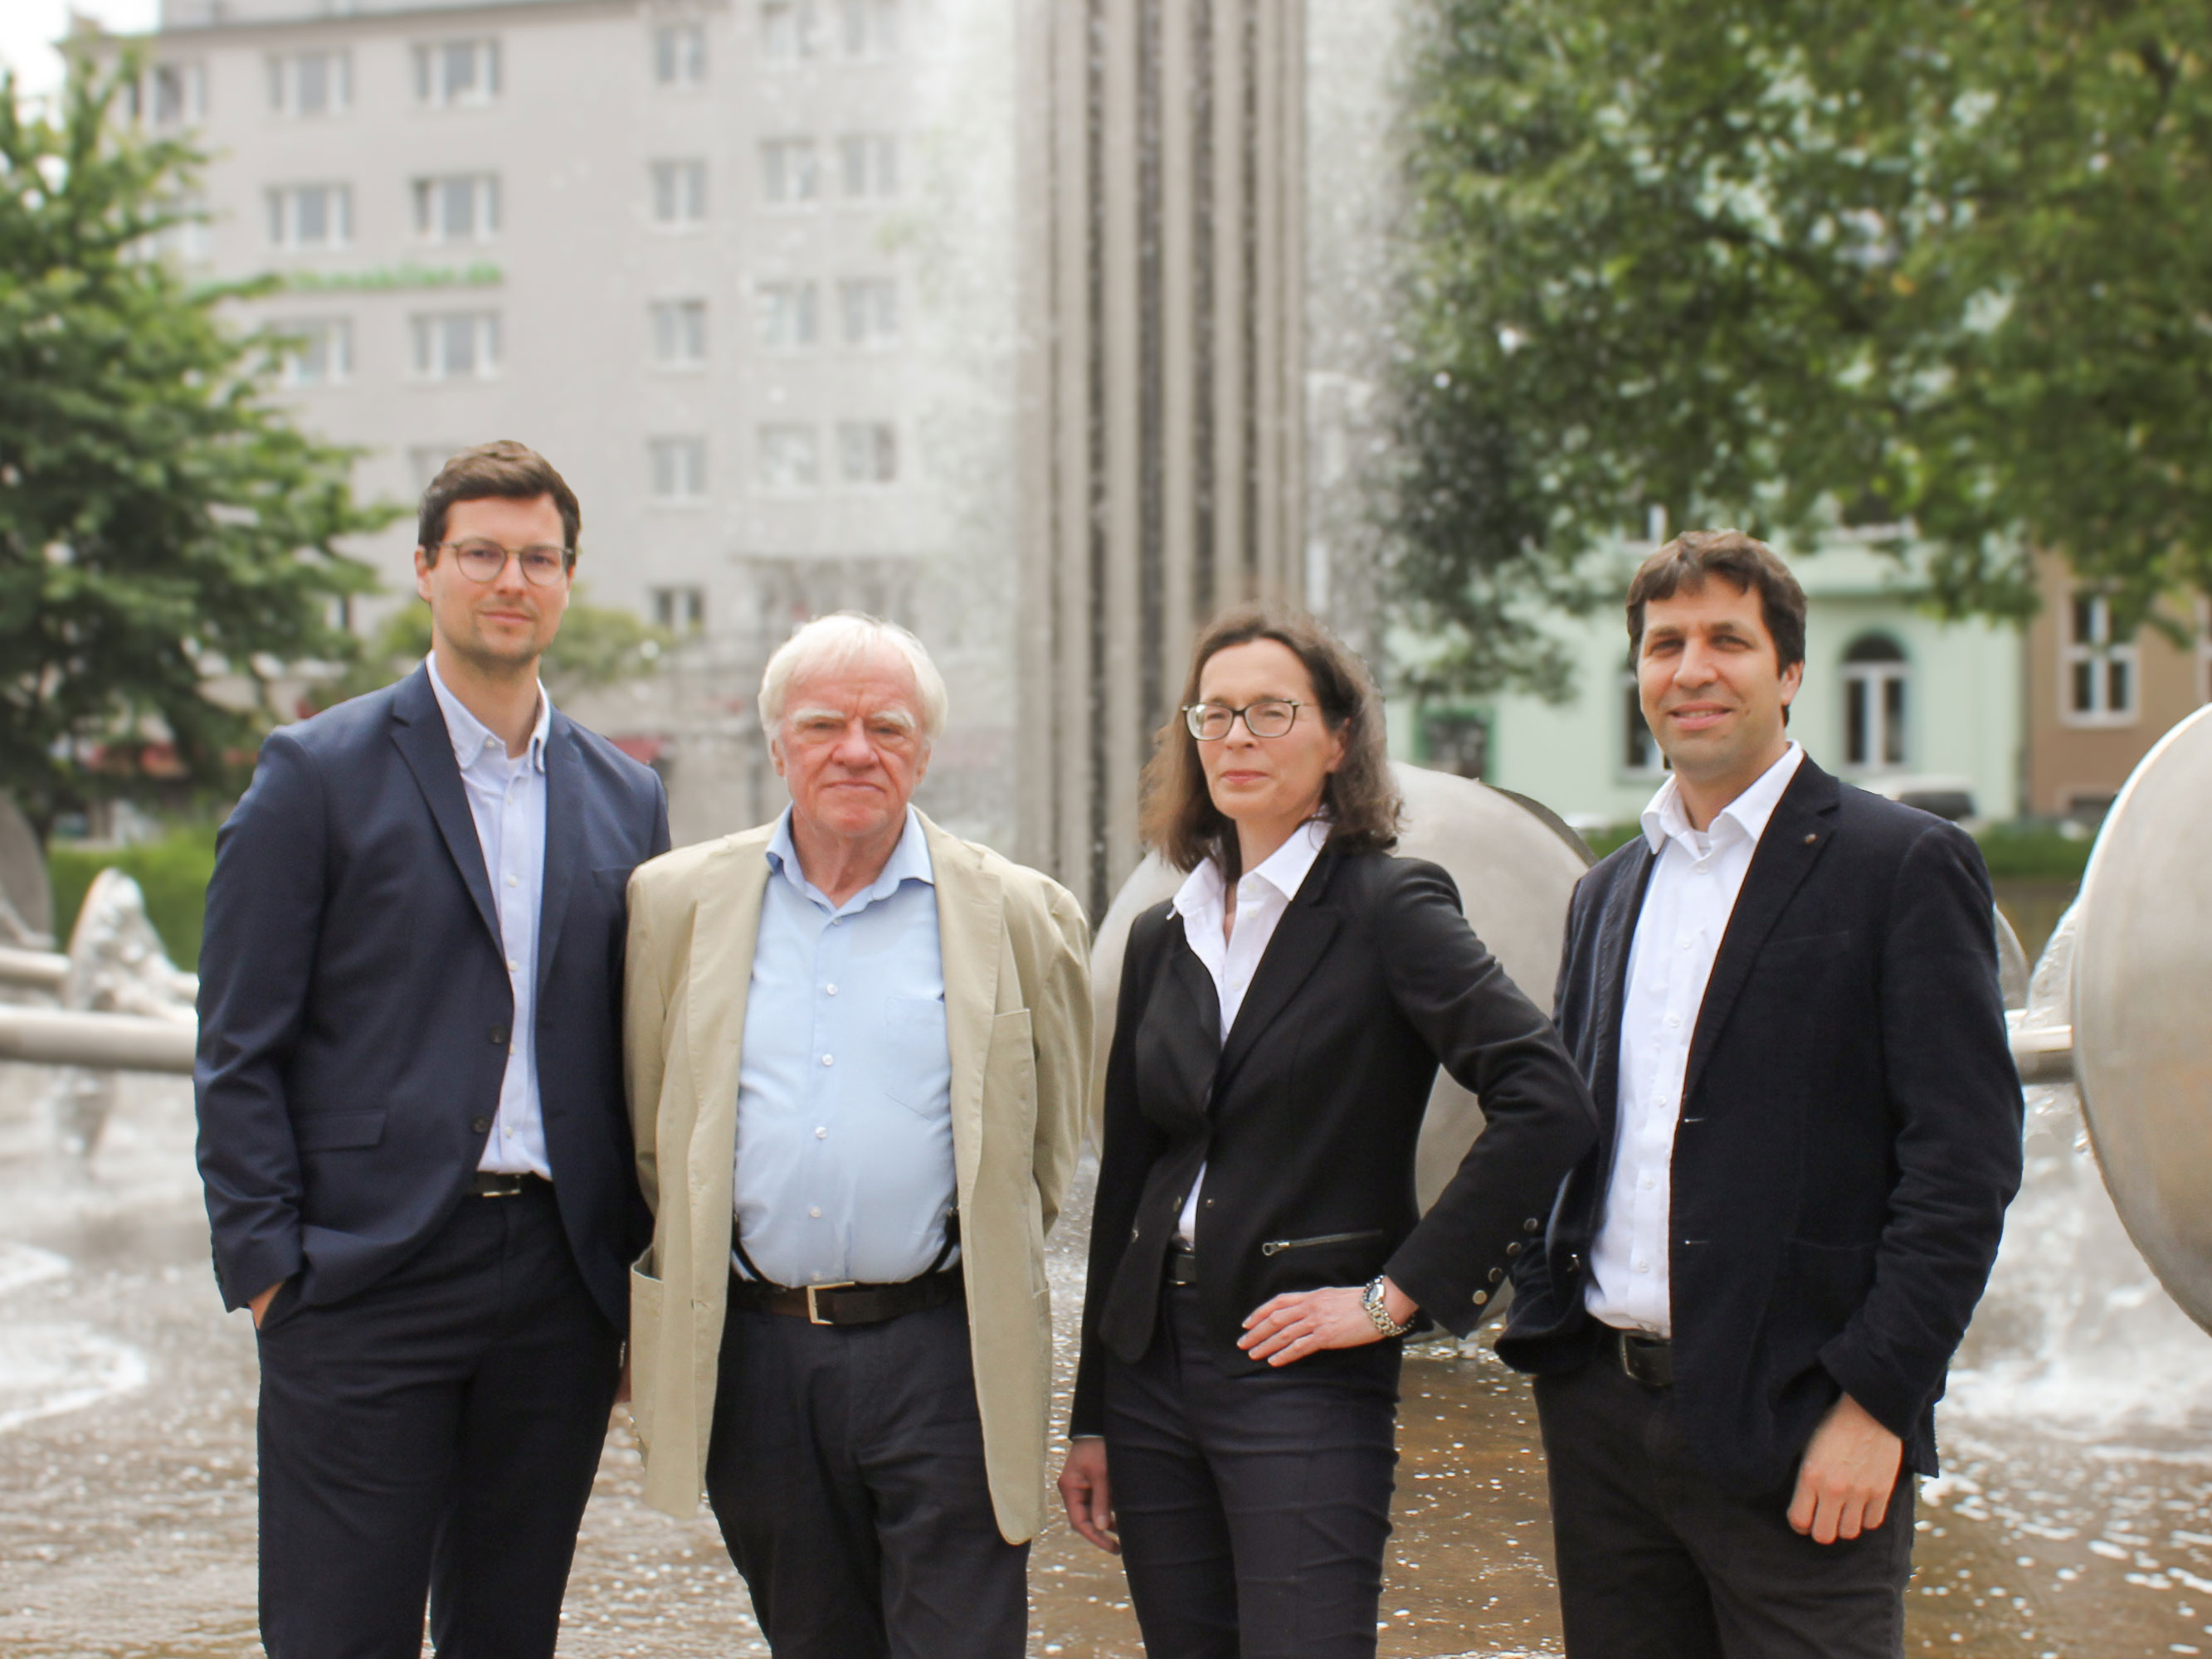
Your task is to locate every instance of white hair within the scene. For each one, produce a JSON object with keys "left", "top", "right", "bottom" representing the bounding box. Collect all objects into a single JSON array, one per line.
[{"left": 758, "top": 612, "right": 949, "bottom": 742}]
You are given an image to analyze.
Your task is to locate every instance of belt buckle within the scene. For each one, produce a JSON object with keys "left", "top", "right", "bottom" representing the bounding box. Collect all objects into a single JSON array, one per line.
[{"left": 804, "top": 1282, "right": 857, "bottom": 1326}]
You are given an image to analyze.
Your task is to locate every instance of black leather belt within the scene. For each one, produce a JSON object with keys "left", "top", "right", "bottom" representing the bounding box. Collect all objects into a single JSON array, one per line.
[
  {"left": 1166, "top": 1243, "right": 1200, "bottom": 1287},
  {"left": 728, "top": 1267, "right": 962, "bottom": 1327},
  {"left": 1607, "top": 1326, "right": 1674, "bottom": 1389},
  {"left": 466, "top": 1171, "right": 552, "bottom": 1199}
]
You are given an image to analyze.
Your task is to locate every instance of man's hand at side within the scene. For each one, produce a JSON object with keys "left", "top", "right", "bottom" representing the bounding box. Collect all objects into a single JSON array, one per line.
[
  {"left": 248, "top": 1280, "right": 286, "bottom": 1330},
  {"left": 1787, "top": 1392, "right": 1903, "bottom": 1544}
]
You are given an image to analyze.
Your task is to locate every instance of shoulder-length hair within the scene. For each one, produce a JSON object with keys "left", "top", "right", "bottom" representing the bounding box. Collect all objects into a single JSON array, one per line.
[{"left": 1139, "top": 605, "right": 1401, "bottom": 878}]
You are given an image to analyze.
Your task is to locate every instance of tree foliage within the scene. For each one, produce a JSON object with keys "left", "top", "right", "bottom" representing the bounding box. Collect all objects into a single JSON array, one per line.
[
  {"left": 1391, "top": 0, "right": 2212, "bottom": 697},
  {"left": 0, "top": 60, "right": 389, "bottom": 837}
]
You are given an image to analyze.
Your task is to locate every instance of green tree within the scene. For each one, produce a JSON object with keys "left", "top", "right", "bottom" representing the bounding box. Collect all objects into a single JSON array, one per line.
[
  {"left": 0, "top": 57, "right": 389, "bottom": 840},
  {"left": 1391, "top": 0, "right": 2212, "bottom": 697}
]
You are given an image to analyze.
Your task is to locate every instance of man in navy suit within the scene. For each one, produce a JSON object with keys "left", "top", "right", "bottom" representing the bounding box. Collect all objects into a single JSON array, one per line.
[
  {"left": 1501, "top": 531, "right": 2022, "bottom": 1657},
  {"left": 196, "top": 440, "right": 670, "bottom": 1658}
]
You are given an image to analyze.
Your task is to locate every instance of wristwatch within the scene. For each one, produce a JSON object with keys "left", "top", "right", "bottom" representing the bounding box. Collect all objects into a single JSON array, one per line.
[{"left": 1362, "top": 1275, "right": 1414, "bottom": 1338}]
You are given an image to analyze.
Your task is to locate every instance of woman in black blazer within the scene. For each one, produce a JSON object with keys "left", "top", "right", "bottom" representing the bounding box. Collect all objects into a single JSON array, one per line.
[{"left": 1057, "top": 606, "right": 1596, "bottom": 1659}]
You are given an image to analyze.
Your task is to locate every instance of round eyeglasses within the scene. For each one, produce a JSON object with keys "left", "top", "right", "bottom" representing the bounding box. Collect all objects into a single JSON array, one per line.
[
  {"left": 433, "top": 538, "right": 577, "bottom": 588},
  {"left": 1183, "top": 699, "right": 1304, "bottom": 741}
]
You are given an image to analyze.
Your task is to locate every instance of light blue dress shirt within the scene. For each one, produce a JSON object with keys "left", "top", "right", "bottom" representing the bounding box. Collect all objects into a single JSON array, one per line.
[
  {"left": 732, "top": 806, "right": 956, "bottom": 1287},
  {"left": 426, "top": 654, "right": 552, "bottom": 1179}
]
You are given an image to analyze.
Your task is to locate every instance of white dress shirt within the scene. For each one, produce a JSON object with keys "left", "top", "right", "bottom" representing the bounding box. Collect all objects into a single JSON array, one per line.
[
  {"left": 426, "top": 654, "right": 553, "bottom": 1180},
  {"left": 1169, "top": 816, "right": 1331, "bottom": 1247},
  {"left": 1584, "top": 742, "right": 1804, "bottom": 1336}
]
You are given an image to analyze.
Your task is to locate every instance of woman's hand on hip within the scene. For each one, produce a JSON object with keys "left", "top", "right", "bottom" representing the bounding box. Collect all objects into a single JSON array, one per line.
[
  {"left": 1240, "top": 1277, "right": 1415, "bottom": 1366},
  {"left": 1057, "top": 1438, "right": 1119, "bottom": 1554}
]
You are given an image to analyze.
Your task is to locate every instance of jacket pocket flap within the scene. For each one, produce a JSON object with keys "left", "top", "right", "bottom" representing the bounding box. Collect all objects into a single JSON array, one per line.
[{"left": 294, "top": 1110, "right": 387, "bottom": 1151}]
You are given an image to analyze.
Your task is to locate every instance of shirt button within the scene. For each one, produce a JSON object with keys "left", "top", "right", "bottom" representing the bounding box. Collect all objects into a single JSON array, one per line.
[
  {"left": 815, "top": 1126, "right": 828, "bottom": 1139},
  {"left": 1633, "top": 1258, "right": 1649, "bottom": 1272},
  {"left": 507, "top": 958, "right": 519, "bottom": 972},
  {"left": 1640, "top": 1175, "right": 1655, "bottom": 1190},
  {"left": 821, "top": 1054, "right": 834, "bottom": 1067},
  {"left": 1665, "top": 1014, "right": 1682, "bottom": 1027},
  {"left": 808, "top": 1206, "right": 823, "bottom": 1219},
  {"left": 507, "top": 874, "right": 519, "bottom": 888},
  {"left": 826, "top": 984, "right": 838, "bottom": 995}
]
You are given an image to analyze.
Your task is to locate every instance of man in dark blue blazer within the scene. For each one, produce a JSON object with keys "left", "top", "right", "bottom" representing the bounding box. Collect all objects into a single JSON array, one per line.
[
  {"left": 1500, "top": 532, "right": 2022, "bottom": 1657},
  {"left": 196, "top": 441, "right": 670, "bottom": 1658}
]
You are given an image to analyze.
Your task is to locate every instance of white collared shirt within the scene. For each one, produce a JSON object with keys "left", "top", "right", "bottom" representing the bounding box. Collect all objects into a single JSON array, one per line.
[
  {"left": 1169, "top": 815, "right": 1331, "bottom": 1247},
  {"left": 426, "top": 654, "right": 553, "bottom": 1180},
  {"left": 1584, "top": 742, "right": 1805, "bottom": 1336}
]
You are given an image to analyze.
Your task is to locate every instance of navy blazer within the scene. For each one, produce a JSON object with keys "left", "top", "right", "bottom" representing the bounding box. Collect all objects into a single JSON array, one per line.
[
  {"left": 1499, "top": 757, "right": 2022, "bottom": 1492},
  {"left": 194, "top": 665, "right": 670, "bottom": 1326},
  {"left": 1070, "top": 849, "right": 1596, "bottom": 1436}
]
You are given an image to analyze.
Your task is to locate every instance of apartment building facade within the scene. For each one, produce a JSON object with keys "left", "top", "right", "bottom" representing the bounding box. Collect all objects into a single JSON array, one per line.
[{"left": 118, "top": 0, "right": 1024, "bottom": 849}]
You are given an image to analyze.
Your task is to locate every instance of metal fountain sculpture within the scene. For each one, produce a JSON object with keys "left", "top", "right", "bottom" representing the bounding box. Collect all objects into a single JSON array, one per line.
[{"left": 0, "top": 711, "right": 2201, "bottom": 1325}]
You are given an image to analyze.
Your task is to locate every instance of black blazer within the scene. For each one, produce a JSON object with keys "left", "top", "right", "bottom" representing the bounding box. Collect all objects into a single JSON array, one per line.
[
  {"left": 1069, "top": 847, "right": 1596, "bottom": 1436},
  {"left": 1499, "top": 758, "right": 2022, "bottom": 1491},
  {"left": 194, "top": 665, "right": 670, "bottom": 1326}
]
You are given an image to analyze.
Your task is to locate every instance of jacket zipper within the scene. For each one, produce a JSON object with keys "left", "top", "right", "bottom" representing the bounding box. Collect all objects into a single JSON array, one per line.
[{"left": 1259, "top": 1228, "right": 1384, "bottom": 1257}]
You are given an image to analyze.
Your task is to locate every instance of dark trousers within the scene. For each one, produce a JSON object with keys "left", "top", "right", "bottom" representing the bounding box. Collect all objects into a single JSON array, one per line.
[
  {"left": 1102, "top": 1284, "right": 1402, "bottom": 1659},
  {"left": 704, "top": 1292, "right": 1028, "bottom": 1659},
  {"left": 255, "top": 1183, "right": 622, "bottom": 1659},
  {"left": 1534, "top": 1354, "right": 1916, "bottom": 1659}
]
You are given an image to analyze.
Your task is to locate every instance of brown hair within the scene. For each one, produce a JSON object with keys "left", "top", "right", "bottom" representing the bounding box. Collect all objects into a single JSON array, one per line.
[
  {"left": 1625, "top": 528, "right": 1807, "bottom": 670},
  {"left": 1139, "top": 605, "right": 1401, "bottom": 878},
  {"left": 417, "top": 440, "right": 582, "bottom": 557}
]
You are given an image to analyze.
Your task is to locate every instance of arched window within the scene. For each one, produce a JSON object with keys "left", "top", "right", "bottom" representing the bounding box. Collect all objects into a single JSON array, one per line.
[{"left": 1841, "top": 634, "right": 1908, "bottom": 769}]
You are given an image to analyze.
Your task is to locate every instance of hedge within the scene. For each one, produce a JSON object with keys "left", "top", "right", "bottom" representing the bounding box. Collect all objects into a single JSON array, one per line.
[{"left": 46, "top": 825, "right": 219, "bottom": 970}]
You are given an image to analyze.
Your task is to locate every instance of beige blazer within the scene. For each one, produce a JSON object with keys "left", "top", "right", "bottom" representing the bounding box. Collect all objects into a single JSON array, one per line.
[{"left": 621, "top": 813, "right": 1091, "bottom": 1542}]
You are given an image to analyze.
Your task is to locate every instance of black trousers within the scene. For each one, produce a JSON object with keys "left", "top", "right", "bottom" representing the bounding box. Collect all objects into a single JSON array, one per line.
[
  {"left": 254, "top": 1182, "right": 622, "bottom": 1659},
  {"left": 1534, "top": 1354, "right": 1916, "bottom": 1659},
  {"left": 704, "top": 1291, "right": 1028, "bottom": 1659},
  {"left": 1102, "top": 1284, "right": 1402, "bottom": 1659}
]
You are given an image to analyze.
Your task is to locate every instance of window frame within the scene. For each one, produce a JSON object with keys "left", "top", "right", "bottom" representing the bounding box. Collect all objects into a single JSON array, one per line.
[
  {"left": 2060, "top": 589, "right": 2140, "bottom": 727},
  {"left": 266, "top": 182, "right": 353, "bottom": 252},
  {"left": 648, "top": 436, "right": 710, "bottom": 504},
  {"left": 412, "top": 38, "right": 503, "bottom": 109},
  {"left": 408, "top": 309, "right": 503, "bottom": 382}
]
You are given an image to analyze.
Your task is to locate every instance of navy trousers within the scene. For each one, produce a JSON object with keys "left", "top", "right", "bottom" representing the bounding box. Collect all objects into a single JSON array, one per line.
[
  {"left": 704, "top": 1292, "right": 1029, "bottom": 1659},
  {"left": 1535, "top": 1355, "right": 1917, "bottom": 1659},
  {"left": 1103, "top": 1284, "right": 1403, "bottom": 1659},
  {"left": 254, "top": 1183, "right": 622, "bottom": 1659}
]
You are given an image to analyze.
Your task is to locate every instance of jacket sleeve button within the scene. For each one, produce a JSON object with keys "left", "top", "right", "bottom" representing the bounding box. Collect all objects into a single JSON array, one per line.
[
  {"left": 1131, "top": 1224, "right": 1141, "bottom": 1240},
  {"left": 1488, "top": 1267, "right": 1503, "bottom": 1283},
  {"left": 490, "top": 1025, "right": 509, "bottom": 1045},
  {"left": 470, "top": 1116, "right": 491, "bottom": 1135},
  {"left": 1506, "top": 1242, "right": 1523, "bottom": 1258},
  {"left": 1473, "top": 1289, "right": 1488, "bottom": 1306},
  {"left": 1523, "top": 1217, "right": 1541, "bottom": 1233}
]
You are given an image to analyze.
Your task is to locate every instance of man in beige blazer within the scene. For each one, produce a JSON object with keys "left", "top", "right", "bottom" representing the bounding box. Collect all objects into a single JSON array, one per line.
[{"left": 623, "top": 613, "right": 1090, "bottom": 1657}]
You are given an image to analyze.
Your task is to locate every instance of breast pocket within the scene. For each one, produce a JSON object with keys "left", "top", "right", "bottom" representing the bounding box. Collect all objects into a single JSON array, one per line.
[{"left": 875, "top": 995, "right": 953, "bottom": 1117}]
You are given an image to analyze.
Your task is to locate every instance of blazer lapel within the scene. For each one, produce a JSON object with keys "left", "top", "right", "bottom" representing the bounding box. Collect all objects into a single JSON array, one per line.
[
  {"left": 1680, "top": 759, "right": 1842, "bottom": 1107},
  {"left": 687, "top": 835, "right": 771, "bottom": 1138},
  {"left": 925, "top": 815, "right": 1001, "bottom": 1207},
  {"left": 534, "top": 718, "right": 582, "bottom": 1000},
  {"left": 1587, "top": 840, "right": 1657, "bottom": 1147},
  {"left": 387, "top": 666, "right": 501, "bottom": 951},
  {"left": 1153, "top": 937, "right": 1223, "bottom": 1121},
  {"left": 1214, "top": 857, "right": 1341, "bottom": 1095}
]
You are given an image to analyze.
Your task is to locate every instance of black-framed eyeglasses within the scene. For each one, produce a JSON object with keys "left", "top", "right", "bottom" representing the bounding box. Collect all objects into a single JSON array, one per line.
[
  {"left": 432, "top": 538, "right": 577, "bottom": 588},
  {"left": 1184, "top": 699, "right": 1303, "bottom": 741}
]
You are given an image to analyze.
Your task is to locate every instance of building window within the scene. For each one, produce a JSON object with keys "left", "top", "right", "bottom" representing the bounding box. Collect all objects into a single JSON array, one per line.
[
  {"left": 2063, "top": 591, "right": 2138, "bottom": 725},
  {"left": 1620, "top": 667, "right": 1662, "bottom": 775},
  {"left": 267, "top": 50, "right": 349, "bottom": 117},
  {"left": 837, "top": 279, "right": 897, "bottom": 347},
  {"left": 650, "top": 159, "right": 709, "bottom": 227},
  {"left": 837, "top": 421, "right": 897, "bottom": 485},
  {"left": 275, "top": 318, "right": 353, "bottom": 387},
  {"left": 413, "top": 39, "right": 501, "bottom": 108},
  {"left": 1421, "top": 712, "right": 1488, "bottom": 781},
  {"left": 133, "top": 61, "right": 206, "bottom": 125},
  {"left": 412, "top": 174, "right": 500, "bottom": 244},
  {"left": 759, "top": 425, "right": 820, "bottom": 491},
  {"left": 650, "top": 299, "right": 709, "bottom": 367},
  {"left": 763, "top": 1, "right": 826, "bottom": 61},
  {"left": 840, "top": 0, "right": 899, "bottom": 58},
  {"left": 1841, "top": 634, "right": 1909, "bottom": 770},
  {"left": 650, "top": 437, "right": 709, "bottom": 503},
  {"left": 266, "top": 183, "right": 352, "bottom": 251},
  {"left": 652, "top": 586, "right": 706, "bottom": 630},
  {"left": 838, "top": 134, "right": 899, "bottom": 198},
  {"left": 654, "top": 22, "right": 706, "bottom": 85},
  {"left": 757, "top": 282, "right": 818, "bottom": 349},
  {"left": 761, "top": 140, "right": 819, "bottom": 206},
  {"left": 410, "top": 311, "right": 501, "bottom": 381}
]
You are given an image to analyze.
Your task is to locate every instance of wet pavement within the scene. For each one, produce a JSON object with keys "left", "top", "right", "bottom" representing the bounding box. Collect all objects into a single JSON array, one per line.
[{"left": 4, "top": 1069, "right": 2212, "bottom": 1657}]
